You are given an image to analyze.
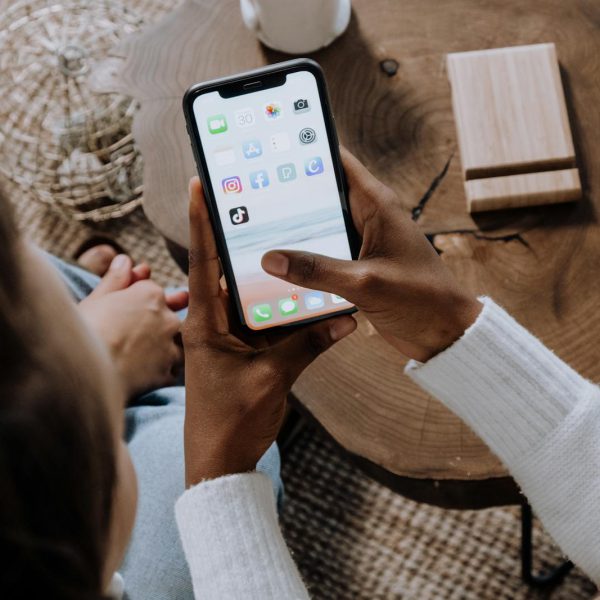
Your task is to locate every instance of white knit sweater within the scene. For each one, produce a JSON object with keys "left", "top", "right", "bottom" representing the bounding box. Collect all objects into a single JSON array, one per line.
[{"left": 174, "top": 297, "right": 600, "bottom": 598}]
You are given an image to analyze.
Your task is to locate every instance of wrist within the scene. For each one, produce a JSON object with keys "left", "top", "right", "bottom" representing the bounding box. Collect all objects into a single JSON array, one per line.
[{"left": 428, "top": 295, "right": 482, "bottom": 360}]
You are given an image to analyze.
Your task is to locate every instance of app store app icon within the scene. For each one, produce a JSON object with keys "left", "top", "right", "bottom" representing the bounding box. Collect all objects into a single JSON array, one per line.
[
  {"left": 277, "top": 163, "right": 296, "bottom": 182},
  {"left": 243, "top": 140, "right": 262, "bottom": 159}
]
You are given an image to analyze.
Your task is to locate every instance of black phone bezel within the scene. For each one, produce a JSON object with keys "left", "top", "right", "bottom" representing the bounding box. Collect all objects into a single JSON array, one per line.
[{"left": 182, "top": 58, "right": 360, "bottom": 333}]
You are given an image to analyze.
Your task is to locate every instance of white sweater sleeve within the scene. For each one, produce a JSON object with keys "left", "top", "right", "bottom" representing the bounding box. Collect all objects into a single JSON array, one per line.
[
  {"left": 175, "top": 471, "right": 309, "bottom": 600},
  {"left": 406, "top": 297, "right": 600, "bottom": 583}
]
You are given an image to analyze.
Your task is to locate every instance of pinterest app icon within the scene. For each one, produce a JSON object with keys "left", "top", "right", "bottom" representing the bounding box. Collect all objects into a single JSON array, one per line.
[{"left": 221, "top": 176, "right": 242, "bottom": 194}]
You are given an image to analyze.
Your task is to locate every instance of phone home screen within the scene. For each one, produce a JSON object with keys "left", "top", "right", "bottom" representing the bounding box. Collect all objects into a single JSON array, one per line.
[{"left": 193, "top": 70, "right": 353, "bottom": 330}]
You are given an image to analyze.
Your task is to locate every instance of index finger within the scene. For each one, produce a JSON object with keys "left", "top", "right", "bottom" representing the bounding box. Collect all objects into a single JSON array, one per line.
[{"left": 188, "top": 177, "right": 222, "bottom": 316}]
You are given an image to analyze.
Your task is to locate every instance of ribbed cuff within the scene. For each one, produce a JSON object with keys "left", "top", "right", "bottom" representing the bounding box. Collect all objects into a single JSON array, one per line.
[
  {"left": 405, "top": 297, "right": 594, "bottom": 465},
  {"left": 175, "top": 472, "right": 308, "bottom": 599}
]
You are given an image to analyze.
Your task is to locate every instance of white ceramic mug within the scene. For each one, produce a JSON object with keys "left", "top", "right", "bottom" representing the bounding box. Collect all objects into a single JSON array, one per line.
[{"left": 240, "top": 0, "right": 351, "bottom": 55}]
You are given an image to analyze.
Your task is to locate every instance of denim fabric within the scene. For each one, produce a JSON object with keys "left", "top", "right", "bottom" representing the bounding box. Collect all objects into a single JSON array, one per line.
[{"left": 47, "top": 254, "right": 283, "bottom": 600}]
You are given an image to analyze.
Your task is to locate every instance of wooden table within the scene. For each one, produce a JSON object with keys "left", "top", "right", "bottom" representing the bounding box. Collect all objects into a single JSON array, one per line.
[{"left": 94, "top": 0, "right": 600, "bottom": 509}]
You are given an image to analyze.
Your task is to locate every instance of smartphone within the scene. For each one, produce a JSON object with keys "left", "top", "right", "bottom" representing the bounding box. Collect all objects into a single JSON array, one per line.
[{"left": 183, "top": 59, "right": 359, "bottom": 331}]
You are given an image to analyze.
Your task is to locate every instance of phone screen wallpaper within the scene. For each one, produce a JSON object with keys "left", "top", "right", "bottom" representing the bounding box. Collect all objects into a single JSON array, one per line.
[{"left": 193, "top": 70, "right": 353, "bottom": 329}]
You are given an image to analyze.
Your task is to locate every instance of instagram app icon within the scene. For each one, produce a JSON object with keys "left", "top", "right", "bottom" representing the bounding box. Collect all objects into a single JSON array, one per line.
[{"left": 222, "top": 176, "right": 242, "bottom": 194}]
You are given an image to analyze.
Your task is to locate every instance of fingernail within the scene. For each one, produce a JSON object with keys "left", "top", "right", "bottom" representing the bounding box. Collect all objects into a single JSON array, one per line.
[
  {"left": 110, "top": 254, "right": 128, "bottom": 271},
  {"left": 329, "top": 318, "right": 357, "bottom": 341},
  {"left": 262, "top": 252, "right": 289, "bottom": 277}
]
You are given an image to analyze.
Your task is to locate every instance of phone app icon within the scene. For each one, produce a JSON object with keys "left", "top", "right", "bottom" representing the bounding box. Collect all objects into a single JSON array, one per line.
[
  {"left": 270, "top": 132, "right": 290, "bottom": 152},
  {"left": 299, "top": 127, "right": 317, "bottom": 144},
  {"left": 304, "top": 291, "right": 325, "bottom": 310},
  {"left": 293, "top": 99, "right": 310, "bottom": 114},
  {"left": 252, "top": 304, "right": 273, "bottom": 322},
  {"left": 264, "top": 101, "right": 282, "bottom": 120},
  {"left": 305, "top": 156, "right": 324, "bottom": 176},
  {"left": 242, "top": 139, "right": 262, "bottom": 159},
  {"left": 222, "top": 176, "right": 242, "bottom": 194},
  {"left": 278, "top": 297, "right": 298, "bottom": 316},
  {"left": 214, "top": 147, "right": 235, "bottom": 166},
  {"left": 229, "top": 206, "right": 249, "bottom": 225},
  {"left": 250, "top": 170, "right": 270, "bottom": 189},
  {"left": 235, "top": 108, "right": 255, "bottom": 128},
  {"left": 277, "top": 163, "right": 297, "bottom": 182},
  {"left": 331, "top": 294, "right": 346, "bottom": 304},
  {"left": 207, "top": 114, "right": 228, "bottom": 134}
]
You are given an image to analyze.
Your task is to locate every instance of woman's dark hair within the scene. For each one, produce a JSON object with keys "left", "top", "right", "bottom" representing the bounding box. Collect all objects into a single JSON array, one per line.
[{"left": 0, "top": 191, "right": 117, "bottom": 599}]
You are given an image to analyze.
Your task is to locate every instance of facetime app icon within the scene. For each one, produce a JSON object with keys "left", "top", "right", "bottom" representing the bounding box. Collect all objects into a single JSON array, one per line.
[{"left": 207, "top": 114, "right": 227, "bottom": 134}]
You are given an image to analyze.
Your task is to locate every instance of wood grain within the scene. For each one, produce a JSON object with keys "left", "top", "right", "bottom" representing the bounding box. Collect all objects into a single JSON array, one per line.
[
  {"left": 447, "top": 44, "right": 576, "bottom": 180},
  {"left": 466, "top": 168, "right": 581, "bottom": 212},
  {"left": 92, "top": 0, "right": 600, "bottom": 491}
]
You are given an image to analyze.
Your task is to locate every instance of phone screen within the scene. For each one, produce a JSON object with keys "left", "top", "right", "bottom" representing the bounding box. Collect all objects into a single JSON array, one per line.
[{"left": 191, "top": 69, "right": 354, "bottom": 330}]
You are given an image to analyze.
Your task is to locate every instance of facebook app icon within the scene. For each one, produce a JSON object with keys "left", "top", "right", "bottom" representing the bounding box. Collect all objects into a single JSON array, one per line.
[
  {"left": 304, "top": 156, "right": 324, "bottom": 176},
  {"left": 250, "top": 169, "right": 270, "bottom": 189}
]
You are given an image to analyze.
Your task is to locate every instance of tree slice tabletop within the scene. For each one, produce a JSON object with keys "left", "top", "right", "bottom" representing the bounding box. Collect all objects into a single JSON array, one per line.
[{"left": 91, "top": 0, "right": 600, "bottom": 507}]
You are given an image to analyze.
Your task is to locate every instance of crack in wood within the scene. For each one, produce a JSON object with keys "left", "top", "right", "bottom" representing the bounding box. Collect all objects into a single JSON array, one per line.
[
  {"left": 412, "top": 153, "right": 454, "bottom": 221},
  {"left": 426, "top": 229, "right": 533, "bottom": 254}
]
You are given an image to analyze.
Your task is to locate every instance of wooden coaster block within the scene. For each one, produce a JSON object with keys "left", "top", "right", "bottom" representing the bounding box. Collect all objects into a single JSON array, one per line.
[
  {"left": 466, "top": 168, "right": 581, "bottom": 212},
  {"left": 447, "top": 43, "right": 581, "bottom": 212}
]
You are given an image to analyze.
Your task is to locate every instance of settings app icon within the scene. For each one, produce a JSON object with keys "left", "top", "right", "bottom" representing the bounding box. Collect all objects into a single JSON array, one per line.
[{"left": 299, "top": 127, "right": 316, "bottom": 144}]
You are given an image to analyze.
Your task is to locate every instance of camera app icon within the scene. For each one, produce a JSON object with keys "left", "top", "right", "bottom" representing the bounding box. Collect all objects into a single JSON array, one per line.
[
  {"left": 222, "top": 176, "right": 242, "bottom": 194},
  {"left": 293, "top": 98, "right": 310, "bottom": 114}
]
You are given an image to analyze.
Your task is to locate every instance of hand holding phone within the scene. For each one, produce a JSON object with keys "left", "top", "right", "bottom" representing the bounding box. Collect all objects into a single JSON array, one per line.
[
  {"left": 183, "top": 59, "right": 359, "bottom": 332},
  {"left": 181, "top": 177, "right": 356, "bottom": 484},
  {"left": 263, "top": 148, "right": 483, "bottom": 362}
]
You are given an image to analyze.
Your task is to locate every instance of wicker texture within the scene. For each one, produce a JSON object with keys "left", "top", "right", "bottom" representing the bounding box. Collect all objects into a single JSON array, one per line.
[{"left": 0, "top": 0, "right": 172, "bottom": 221}]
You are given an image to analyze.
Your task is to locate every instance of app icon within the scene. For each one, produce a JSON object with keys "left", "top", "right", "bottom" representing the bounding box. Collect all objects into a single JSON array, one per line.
[
  {"left": 235, "top": 108, "right": 255, "bottom": 128},
  {"left": 214, "top": 147, "right": 235, "bottom": 166},
  {"left": 305, "top": 156, "right": 324, "bottom": 176},
  {"left": 250, "top": 170, "right": 270, "bottom": 189},
  {"left": 229, "top": 206, "right": 249, "bottom": 225},
  {"left": 293, "top": 98, "right": 310, "bottom": 114},
  {"left": 222, "top": 176, "right": 242, "bottom": 194},
  {"left": 270, "top": 132, "right": 290, "bottom": 152},
  {"left": 304, "top": 291, "right": 325, "bottom": 310},
  {"left": 299, "top": 127, "right": 317, "bottom": 144},
  {"left": 264, "top": 101, "right": 282, "bottom": 120},
  {"left": 242, "top": 139, "right": 262, "bottom": 159},
  {"left": 252, "top": 304, "right": 273, "bottom": 322},
  {"left": 331, "top": 294, "right": 346, "bottom": 304},
  {"left": 278, "top": 297, "right": 298, "bottom": 316},
  {"left": 207, "top": 114, "right": 227, "bottom": 134},
  {"left": 277, "top": 163, "right": 297, "bottom": 182}
]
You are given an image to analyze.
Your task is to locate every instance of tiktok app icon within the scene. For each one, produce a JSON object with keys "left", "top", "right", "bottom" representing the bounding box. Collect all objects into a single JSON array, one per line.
[{"left": 229, "top": 206, "right": 249, "bottom": 225}]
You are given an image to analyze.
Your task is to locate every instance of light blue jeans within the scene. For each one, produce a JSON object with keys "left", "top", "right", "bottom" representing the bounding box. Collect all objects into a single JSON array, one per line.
[{"left": 48, "top": 255, "right": 283, "bottom": 600}]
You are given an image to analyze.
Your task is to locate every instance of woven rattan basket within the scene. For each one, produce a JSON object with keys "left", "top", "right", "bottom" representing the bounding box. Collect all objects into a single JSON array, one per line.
[{"left": 0, "top": 0, "right": 172, "bottom": 221}]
